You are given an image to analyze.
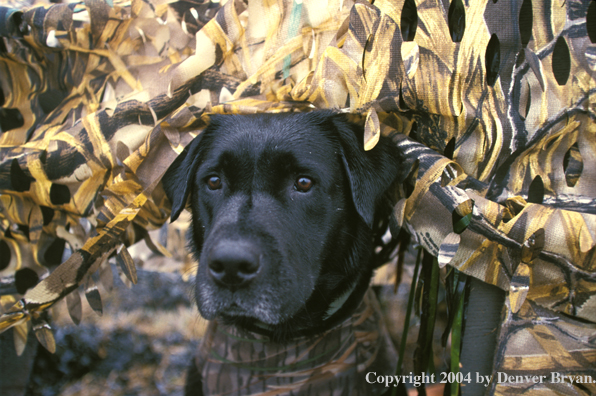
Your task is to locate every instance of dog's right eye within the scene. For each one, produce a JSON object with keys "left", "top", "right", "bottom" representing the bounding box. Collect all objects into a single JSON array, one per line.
[
  {"left": 207, "top": 176, "right": 222, "bottom": 190},
  {"left": 294, "top": 177, "right": 313, "bottom": 193}
]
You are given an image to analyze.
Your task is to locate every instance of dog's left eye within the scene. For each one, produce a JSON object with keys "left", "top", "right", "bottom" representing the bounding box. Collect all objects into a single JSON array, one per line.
[
  {"left": 207, "top": 176, "right": 222, "bottom": 190},
  {"left": 294, "top": 177, "right": 313, "bottom": 193}
]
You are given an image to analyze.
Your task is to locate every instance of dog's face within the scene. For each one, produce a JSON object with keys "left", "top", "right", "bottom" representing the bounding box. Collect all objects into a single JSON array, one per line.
[{"left": 163, "top": 111, "right": 400, "bottom": 336}]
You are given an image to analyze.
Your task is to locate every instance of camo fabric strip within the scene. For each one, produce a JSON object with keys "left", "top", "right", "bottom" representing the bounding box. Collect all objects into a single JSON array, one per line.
[{"left": 194, "top": 289, "right": 396, "bottom": 396}]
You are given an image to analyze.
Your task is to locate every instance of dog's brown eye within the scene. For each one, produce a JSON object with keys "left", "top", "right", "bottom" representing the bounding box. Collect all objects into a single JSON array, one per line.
[
  {"left": 207, "top": 176, "right": 222, "bottom": 190},
  {"left": 295, "top": 177, "right": 313, "bottom": 192}
]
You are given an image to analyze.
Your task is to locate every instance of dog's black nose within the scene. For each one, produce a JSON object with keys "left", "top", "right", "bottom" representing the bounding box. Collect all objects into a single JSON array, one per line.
[{"left": 207, "top": 242, "right": 260, "bottom": 288}]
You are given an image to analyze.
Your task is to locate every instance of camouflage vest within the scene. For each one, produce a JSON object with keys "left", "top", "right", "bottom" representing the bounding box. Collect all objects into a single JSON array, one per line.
[{"left": 193, "top": 289, "right": 397, "bottom": 395}]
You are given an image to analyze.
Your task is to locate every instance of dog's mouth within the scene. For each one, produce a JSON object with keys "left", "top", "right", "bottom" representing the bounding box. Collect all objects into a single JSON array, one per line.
[
  {"left": 216, "top": 302, "right": 290, "bottom": 327},
  {"left": 218, "top": 307, "right": 260, "bottom": 326},
  {"left": 221, "top": 302, "right": 250, "bottom": 317},
  {"left": 197, "top": 287, "right": 293, "bottom": 326}
]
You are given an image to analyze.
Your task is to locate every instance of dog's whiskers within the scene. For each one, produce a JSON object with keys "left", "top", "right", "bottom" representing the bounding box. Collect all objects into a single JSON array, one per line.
[{"left": 337, "top": 228, "right": 358, "bottom": 240}]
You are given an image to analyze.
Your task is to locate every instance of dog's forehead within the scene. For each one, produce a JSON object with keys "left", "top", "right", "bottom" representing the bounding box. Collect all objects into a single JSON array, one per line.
[{"left": 204, "top": 114, "right": 340, "bottom": 166}]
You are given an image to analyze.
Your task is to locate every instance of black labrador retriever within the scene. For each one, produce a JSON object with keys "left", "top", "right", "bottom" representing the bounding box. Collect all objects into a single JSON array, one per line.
[{"left": 163, "top": 111, "right": 405, "bottom": 396}]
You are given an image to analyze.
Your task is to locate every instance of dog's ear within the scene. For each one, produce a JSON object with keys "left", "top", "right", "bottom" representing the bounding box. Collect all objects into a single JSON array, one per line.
[
  {"left": 332, "top": 115, "right": 400, "bottom": 228},
  {"left": 162, "top": 133, "right": 204, "bottom": 222}
]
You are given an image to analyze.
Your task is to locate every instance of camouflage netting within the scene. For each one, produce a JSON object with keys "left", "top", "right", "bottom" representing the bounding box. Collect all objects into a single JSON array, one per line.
[{"left": 0, "top": 0, "right": 595, "bottom": 394}]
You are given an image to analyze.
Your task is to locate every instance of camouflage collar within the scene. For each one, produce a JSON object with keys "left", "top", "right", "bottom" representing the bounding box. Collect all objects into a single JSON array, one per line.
[{"left": 193, "top": 288, "right": 397, "bottom": 395}]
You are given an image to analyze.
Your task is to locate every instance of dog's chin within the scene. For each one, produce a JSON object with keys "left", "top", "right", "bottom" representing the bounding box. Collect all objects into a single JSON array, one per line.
[
  {"left": 196, "top": 276, "right": 313, "bottom": 328},
  {"left": 198, "top": 301, "right": 290, "bottom": 326},
  {"left": 218, "top": 312, "right": 274, "bottom": 329}
]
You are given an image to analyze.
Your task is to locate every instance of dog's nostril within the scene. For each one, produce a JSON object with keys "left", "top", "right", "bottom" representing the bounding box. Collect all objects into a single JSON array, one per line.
[
  {"left": 209, "top": 260, "right": 225, "bottom": 274},
  {"left": 238, "top": 260, "right": 259, "bottom": 274},
  {"left": 207, "top": 243, "right": 260, "bottom": 287}
]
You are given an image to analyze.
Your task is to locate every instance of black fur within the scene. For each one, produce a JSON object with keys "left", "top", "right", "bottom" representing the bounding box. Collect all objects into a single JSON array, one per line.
[{"left": 162, "top": 111, "right": 401, "bottom": 394}]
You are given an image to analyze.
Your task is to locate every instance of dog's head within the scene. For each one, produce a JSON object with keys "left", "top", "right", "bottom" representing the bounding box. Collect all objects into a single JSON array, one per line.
[{"left": 162, "top": 111, "right": 400, "bottom": 337}]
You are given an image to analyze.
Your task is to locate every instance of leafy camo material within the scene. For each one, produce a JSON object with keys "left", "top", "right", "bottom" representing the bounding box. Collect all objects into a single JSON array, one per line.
[{"left": 0, "top": 0, "right": 593, "bottom": 393}]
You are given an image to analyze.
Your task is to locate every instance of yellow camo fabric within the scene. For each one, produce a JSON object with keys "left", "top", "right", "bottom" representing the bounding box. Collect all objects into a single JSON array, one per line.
[{"left": 0, "top": 0, "right": 594, "bottom": 393}]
